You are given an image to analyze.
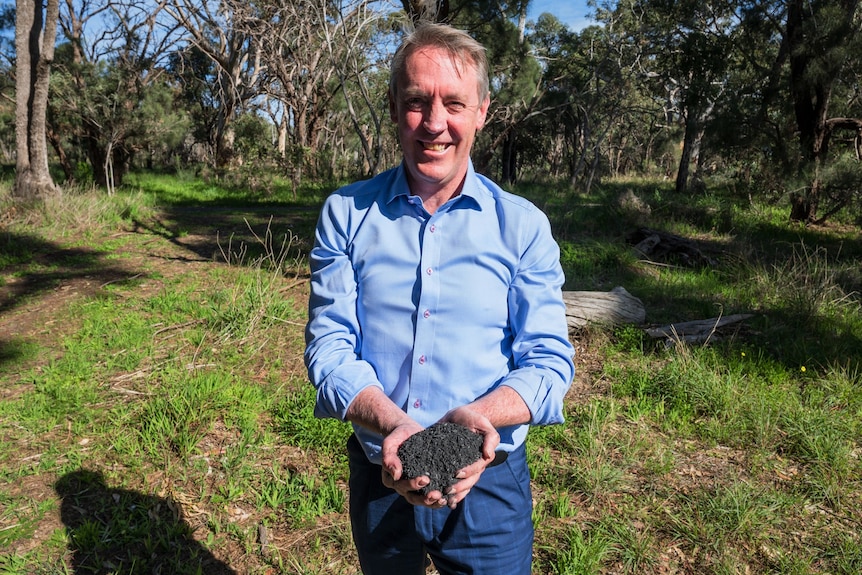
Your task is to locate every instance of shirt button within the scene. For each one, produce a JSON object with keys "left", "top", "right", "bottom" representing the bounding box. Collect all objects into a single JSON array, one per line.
[
  {"left": 429, "top": 224, "right": 436, "bottom": 233},
  {"left": 423, "top": 309, "right": 431, "bottom": 319},
  {"left": 413, "top": 399, "right": 421, "bottom": 409},
  {"left": 418, "top": 355, "right": 426, "bottom": 364},
  {"left": 426, "top": 267, "right": 433, "bottom": 275}
]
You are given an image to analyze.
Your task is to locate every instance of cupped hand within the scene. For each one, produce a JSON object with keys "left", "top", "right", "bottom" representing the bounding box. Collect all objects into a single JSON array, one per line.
[
  {"left": 380, "top": 421, "right": 450, "bottom": 508},
  {"left": 437, "top": 406, "right": 501, "bottom": 509}
]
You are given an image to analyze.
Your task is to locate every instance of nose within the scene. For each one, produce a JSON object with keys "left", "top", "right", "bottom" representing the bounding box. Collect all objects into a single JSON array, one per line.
[{"left": 423, "top": 101, "right": 446, "bottom": 133}]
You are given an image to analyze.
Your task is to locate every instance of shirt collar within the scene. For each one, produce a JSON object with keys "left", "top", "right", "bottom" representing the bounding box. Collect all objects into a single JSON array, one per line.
[{"left": 386, "top": 161, "right": 484, "bottom": 210}]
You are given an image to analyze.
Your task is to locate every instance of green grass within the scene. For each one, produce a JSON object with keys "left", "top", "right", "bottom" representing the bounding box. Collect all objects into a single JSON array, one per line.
[{"left": 0, "top": 172, "right": 860, "bottom": 573}]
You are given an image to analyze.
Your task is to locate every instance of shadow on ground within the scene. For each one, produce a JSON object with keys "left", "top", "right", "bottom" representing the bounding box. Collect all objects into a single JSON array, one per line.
[
  {"left": 130, "top": 204, "right": 320, "bottom": 264},
  {"left": 0, "top": 232, "right": 145, "bottom": 372},
  {"left": 55, "top": 469, "right": 236, "bottom": 574},
  {"left": 0, "top": 233, "right": 140, "bottom": 316}
]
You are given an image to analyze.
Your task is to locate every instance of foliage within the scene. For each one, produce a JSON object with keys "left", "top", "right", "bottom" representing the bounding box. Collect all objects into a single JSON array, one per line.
[
  {"left": 4, "top": 0, "right": 860, "bottom": 223},
  {"left": 816, "top": 153, "right": 862, "bottom": 223}
]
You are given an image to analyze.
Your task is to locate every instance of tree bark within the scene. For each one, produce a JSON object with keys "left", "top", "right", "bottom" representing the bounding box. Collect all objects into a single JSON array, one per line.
[
  {"left": 14, "top": 0, "right": 60, "bottom": 199},
  {"left": 562, "top": 286, "right": 646, "bottom": 330}
]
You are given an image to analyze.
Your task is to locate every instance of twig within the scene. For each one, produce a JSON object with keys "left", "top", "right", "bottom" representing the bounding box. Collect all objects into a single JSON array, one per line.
[
  {"left": 111, "top": 386, "right": 150, "bottom": 396},
  {"left": 154, "top": 319, "right": 206, "bottom": 336},
  {"left": 279, "top": 277, "right": 308, "bottom": 293},
  {"left": 267, "top": 317, "right": 306, "bottom": 327},
  {"left": 100, "top": 273, "right": 144, "bottom": 288}
]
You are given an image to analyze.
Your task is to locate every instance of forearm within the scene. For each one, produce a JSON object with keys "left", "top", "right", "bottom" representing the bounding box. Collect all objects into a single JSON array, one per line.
[
  {"left": 345, "top": 386, "right": 416, "bottom": 437},
  {"left": 465, "top": 385, "right": 532, "bottom": 428}
]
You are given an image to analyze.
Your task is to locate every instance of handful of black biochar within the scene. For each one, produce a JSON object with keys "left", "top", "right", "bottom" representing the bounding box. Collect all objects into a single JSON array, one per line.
[{"left": 397, "top": 422, "right": 484, "bottom": 495}]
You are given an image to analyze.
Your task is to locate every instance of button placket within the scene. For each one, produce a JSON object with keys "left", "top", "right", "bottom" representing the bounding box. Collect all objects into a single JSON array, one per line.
[{"left": 409, "top": 217, "right": 441, "bottom": 419}]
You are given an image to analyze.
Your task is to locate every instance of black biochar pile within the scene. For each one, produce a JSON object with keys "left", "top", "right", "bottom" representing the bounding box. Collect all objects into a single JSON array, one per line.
[{"left": 397, "top": 422, "right": 484, "bottom": 495}]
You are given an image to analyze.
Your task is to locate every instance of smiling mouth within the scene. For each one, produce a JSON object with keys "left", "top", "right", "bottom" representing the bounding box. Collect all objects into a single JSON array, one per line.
[{"left": 423, "top": 142, "right": 448, "bottom": 152}]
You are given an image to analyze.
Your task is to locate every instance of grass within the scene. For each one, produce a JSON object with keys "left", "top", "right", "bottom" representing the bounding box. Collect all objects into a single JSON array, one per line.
[{"left": 0, "top": 171, "right": 860, "bottom": 573}]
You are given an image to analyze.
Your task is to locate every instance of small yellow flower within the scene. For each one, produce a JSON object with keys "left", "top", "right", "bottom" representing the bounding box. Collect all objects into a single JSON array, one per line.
[
  {"left": 741, "top": 352, "right": 746, "bottom": 358},
  {"left": 800, "top": 366, "right": 806, "bottom": 372}
]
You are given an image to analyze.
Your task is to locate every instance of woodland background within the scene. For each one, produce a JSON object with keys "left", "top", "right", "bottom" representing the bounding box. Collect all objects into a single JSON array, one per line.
[{"left": 3, "top": 0, "right": 861, "bottom": 224}]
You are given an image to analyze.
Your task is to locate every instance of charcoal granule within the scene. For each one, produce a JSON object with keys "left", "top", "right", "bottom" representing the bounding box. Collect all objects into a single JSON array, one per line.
[{"left": 397, "top": 422, "right": 484, "bottom": 495}]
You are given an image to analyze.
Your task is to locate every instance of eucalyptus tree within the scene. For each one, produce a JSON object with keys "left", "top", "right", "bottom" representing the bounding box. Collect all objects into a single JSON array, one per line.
[
  {"left": 781, "top": 0, "right": 862, "bottom": 221},
  {"left": 1, "top": 3, "right": 17, "bottom": 164},
  {"left": 710, "top": 0, "right": 861, "bottom": 221},
  {"left": 164, "top": 0, "right": 265, "bottom": 169},
  {"left": 50, "top": 0, "right": 186, "bottom": 189},
  {"left": 229, "top": 0, "right": 334, "bottom": 179},
  {"left": 13, "top": 0, "right": 60, "bottom": 198},
  {"left": 318, "top": 0, "right": 399, "bottom": 177},
  {"left": 527, "top": 13, "right": 651, "bottom": 189},
  {"left": 401, "top": 0, "right": 449, "bottom": 22},
  {"left": 597, "top": 0, "right": 739, "bottom": 194},
  {"left": 250, "top": 0, "right": 394, "bottom": 182}
]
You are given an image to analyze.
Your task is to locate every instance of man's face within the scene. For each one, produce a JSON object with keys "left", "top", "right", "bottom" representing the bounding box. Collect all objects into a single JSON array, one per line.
[{"left": 389, "top": 46, "right": 490, "bottom": 198}]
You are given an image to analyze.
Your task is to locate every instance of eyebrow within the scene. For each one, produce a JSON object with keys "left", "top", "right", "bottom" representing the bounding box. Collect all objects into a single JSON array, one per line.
[{"left": 399, "top": 87, "right": 473, "bottom": 102}]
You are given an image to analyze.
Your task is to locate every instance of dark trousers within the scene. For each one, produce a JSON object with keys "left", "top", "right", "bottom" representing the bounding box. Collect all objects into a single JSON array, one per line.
[{"left": 347, "top": 434, "right": 534, "bottom": 575}]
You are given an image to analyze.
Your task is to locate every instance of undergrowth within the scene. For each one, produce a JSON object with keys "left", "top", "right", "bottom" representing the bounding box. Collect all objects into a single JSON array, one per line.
[{"left": 0, "top": 175, "right": 860, "bottom": 574}]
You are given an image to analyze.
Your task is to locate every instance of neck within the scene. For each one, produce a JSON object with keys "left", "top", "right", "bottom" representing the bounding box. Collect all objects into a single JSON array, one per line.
[{"left": 406, "top": 173, "right": 468, "bottom": 215}]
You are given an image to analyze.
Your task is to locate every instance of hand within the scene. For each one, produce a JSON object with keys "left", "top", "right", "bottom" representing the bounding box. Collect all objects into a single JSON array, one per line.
[
  {"left": 437, "top": 406, "right": 501, "bottom": 509},
  {"left": 380, "top": 422, "right": 450, "bottom": 508}
]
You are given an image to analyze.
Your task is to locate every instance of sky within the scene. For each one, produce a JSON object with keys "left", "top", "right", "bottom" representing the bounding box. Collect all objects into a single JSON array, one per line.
[{"left": 527, "top": 0, "right": 594, "bottom": 31}]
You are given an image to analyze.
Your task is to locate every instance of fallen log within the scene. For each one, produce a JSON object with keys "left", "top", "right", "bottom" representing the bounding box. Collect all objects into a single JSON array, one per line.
[
  {"left": 563, "top": 286, "right": 646, "bottom": 330},
  {"left": 645, "top": 313, "right": 754, "bottom": 345},
  {"left": 627, "top": 227, "right": 718, "bottom": 267}
]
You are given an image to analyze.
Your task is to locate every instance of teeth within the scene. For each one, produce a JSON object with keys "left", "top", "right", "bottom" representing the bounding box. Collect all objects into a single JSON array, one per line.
[{"left": 424, "top": 143, "right": 446, "bottom": 151}]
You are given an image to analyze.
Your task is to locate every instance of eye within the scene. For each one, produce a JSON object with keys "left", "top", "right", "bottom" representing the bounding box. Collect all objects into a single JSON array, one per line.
[
  {"left": 404, "top": 97, "right": 425, "bottom": 111},
  {"left": 446, "top": 101, "right": 466, "bottom": 112}
]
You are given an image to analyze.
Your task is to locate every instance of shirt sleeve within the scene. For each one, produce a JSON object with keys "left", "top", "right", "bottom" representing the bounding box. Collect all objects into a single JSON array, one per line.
[
  {"left": 500, "top": 207, "right": 575, "bottom": 426},
  {"left": 304, "top": 194, "right": 382, "bottom": 421}
]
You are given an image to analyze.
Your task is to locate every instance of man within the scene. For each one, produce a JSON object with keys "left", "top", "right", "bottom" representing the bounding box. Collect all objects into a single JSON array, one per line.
[{"left": 304, "top": 22, "right": 575, "bottom": 575}]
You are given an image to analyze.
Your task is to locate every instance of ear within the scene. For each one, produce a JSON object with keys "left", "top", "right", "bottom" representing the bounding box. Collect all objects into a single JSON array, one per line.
[{"left": 476, "top": 94, "right": 490, "bottom": 131}]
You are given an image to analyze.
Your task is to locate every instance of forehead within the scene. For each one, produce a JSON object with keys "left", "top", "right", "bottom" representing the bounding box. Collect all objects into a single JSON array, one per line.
[{"left": 400, "top": 47, "right": 479, "bottom": 94}]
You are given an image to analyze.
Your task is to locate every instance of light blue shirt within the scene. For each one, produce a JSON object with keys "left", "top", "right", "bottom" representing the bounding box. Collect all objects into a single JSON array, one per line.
[{"left": 304, "top": 162, "right": 575, "bottom": 464}]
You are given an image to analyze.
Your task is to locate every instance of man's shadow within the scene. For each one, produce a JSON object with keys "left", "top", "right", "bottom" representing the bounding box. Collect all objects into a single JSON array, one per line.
[{"left": 55, "top": 469, "right": 236, "bottom": 574}]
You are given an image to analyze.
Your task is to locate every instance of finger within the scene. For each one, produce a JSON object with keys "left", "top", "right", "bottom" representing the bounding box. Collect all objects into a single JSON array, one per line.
[
  {"left": 446, "top": 487, "right": 471, "bottom": 509},
  {"left": 481, "top": 430, "right": 500, "bottom": 460},
  {"left": 457, "top": 457, "right": 490, "bottom": 480},
  {"left": 381, "top": 468, "right": 396, "bottom": 489},
  {"left": 402, "top": 488, "right": 446, "bottom": 508},
  {"left": 380, "top": 451, "right": 403, "bottom": 482}
]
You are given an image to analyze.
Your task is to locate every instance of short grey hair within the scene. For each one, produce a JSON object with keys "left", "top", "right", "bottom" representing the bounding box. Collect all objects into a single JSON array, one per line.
[{"left": 389, "top": 23, "right": 489, "bottom": 103}]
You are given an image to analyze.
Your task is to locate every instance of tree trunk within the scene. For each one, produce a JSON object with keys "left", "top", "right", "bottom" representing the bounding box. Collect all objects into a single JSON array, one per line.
[
  {"left": 14, "top": 0, "right": 60, "bottom": 199},
  {"left": 501, "top": 132, "right": 517, "bottom": 184},
  {"left": 675, "top": 99, "right": 713, "bottom": 195},
  {"left": 675, "top": 131, "right": 693, "bottom": 195},
  {"left": 46, "top": 128, "right": 74, "bottom": 182}
]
